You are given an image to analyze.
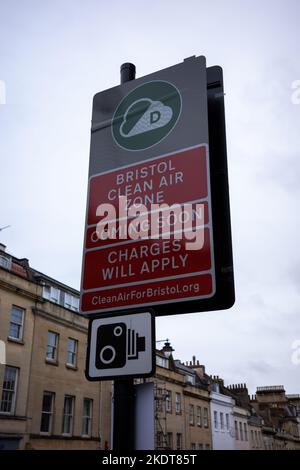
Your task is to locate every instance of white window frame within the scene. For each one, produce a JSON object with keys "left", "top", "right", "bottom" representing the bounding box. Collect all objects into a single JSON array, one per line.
[
  {"left": 214, "top": 410, "right": 218, "bottom": 429},
  {"left": 8, "top": 306, "right": 25, "bottom": 341},
  {"left": 165, "top": 390, "right": 172, "bottom": 413},
  {"left": 66, "top": 338, "right": 78, "bottom": 367},
  {"left": 203, "top": 407, "right": 209, "bottom": 428},
  {"left": 189, "top": 404, "right": 194, "bottom": 425},
  {"left": 46, "top": 331, "right": 59, "bottom": 362},
  {"left": 175, "top": 392, "right": 181, "bottom": 414},
  {"left": 220, "top": 412, "right": 224, "bottom": 430},
  {"left": 0, "top": 366, "right": 19, "bottom": 414},
  {"left": 40, "top": 391, "right": 55, "bottom": 434},
  {"left": 244, "top": 422, "right": 248, "bottom": 441},
  {"left": 197, "top": 406, "right": 202, "bottom": 427},
  {"left": 82, "top": 398, "right": 93, "bottom": 437},
  {"left": 235, "top": 420, "right": 239, "bottom": 440},
  {"left": 0, "top": 255, "right": 11, "bottom": 269},
  {"left": 226, "top": 413, "right": 230, "bottom": 431},
  {"left": 62, "top": 395, "right": 75, "bottom": 435},
  {"left": 50, "top": 287, "right": 60, "bottom": 303},
  {"left": 239, "top": 421, "right": 244, "bottom": 441}
]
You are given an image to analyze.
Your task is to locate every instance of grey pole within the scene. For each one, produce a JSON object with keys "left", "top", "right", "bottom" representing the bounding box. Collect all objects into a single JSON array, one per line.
[{"left": 112, "top": 63, "right": 136, "bottom": 452}]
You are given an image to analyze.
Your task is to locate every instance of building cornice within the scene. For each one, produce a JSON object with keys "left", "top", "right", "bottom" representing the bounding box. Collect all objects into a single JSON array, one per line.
[
  {"left": 0, "top": 277, "right": 43, "bottom": 303},
  {"left": 32, "top": 307, "right": 87, "bottom": 333}
]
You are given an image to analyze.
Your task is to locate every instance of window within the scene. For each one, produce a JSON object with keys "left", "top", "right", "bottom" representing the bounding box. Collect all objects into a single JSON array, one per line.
[
  {"left": 40, "top": 392, "right": 55, "bottom": 433},
  {"left": 235, "top": 420, "right": 239, "bottom": 439},
  {"left": 191, "top": 443, "right": 196, "bottom": 450},
  {"left": 176, "top": 433, "right": 182, "bottom": 450},
  {"left": 43, "top": 286, "right": 60, "bottom": 303},
  {"left": 166, "top": 390, "right": 172, "bottom": 413},
  {"left": 239, "top": 422, "right": 243, "bottom": 441},
  {"left": 156, "top": 355, "right": 168, "bottom": 368},
  {"left": 0, "top": 366, "right": 18, "bottom": 414},
  {"left": 64, "top": 293, "right": 79, "bottom": 311},
  {"left": 0, "top": 255, "right": 11, "bottom": 269},
  {"left": 203, "top": 407, "right": 209, "bottom": 428},
  {"left": 82, "top": 398, "right": 92, "bottom": 436},
  {"left": 43, "top": 285, "right": 51, "bottom": 300},
  {"left": 214, "top": 410, "right": 218, "bottom": 429},
  {"left": 189, "top": 404, "right": 194, "bottom": 425},
  {"left": 251, "top": 429, "right": 254, "bottom": 445},
  {"left": 66, "top": 338, "right": 78, "bottom": 367},
  {"left": 166, "top": 432, "right": 173, "bottom": 449},
  {"left": 8, "top": 306, "right": 24, "bottom": 340},
  {"left": 46, "top": 331, "right": 59, "bottom": 362},
  {"left": 244, "top": 423, "right": 248, "bottom": 441},
  {"left": 175, "top": 393, "right": 181, "bottom": 414},
  {"left": 220, "top": 412, "right": 224, "bottom": 430},
  {"left": 198, "top": 443, "right": 203, "bottom": 450},
  {"left": 50, "top": 287, "right": 60, "bottom": 303},
  {"left": 205, "top": 444, "right": 210, "bottom": 450},
  {"left": 197, "top": 406, "right": 202, "bottom": 427},
  {"left": 226, "top": 413, "right": 230, "bottom": 431},
  {"left": 62, "top": 395, "right": 74, "bottom": 435},
  {"left": 157, "top": 431, "right": 163, "bottom": 448}
]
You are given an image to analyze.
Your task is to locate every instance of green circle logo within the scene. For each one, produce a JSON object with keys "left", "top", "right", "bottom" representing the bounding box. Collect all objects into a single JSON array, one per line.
[{"left": 112, "top": 80, "right": 182, "bottom": 151}]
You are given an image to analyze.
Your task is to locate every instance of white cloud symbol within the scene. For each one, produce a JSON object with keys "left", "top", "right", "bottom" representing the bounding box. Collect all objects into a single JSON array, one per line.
[{"left": 120, "top": 98, "right": 173, "bottom": 138}]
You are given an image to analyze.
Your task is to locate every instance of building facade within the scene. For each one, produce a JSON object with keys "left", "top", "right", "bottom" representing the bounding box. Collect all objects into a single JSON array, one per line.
[
  {"left": 0, "top": 245, "right": 111, "bottom": 450},
  {"left": 146, "top": 348, "right": 212, "bottom": 450}
]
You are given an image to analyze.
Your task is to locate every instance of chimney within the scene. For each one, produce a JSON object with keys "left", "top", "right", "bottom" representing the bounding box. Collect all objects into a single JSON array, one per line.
[
  {"left": 18, "top": 258, "right": 29, "bottom": 268},
  {"left": 0, "top": 243, "right": 6, "bottom": 252}
]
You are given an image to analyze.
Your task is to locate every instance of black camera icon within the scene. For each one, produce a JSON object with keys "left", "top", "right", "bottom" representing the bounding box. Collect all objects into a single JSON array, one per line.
[{"left": 95, "top": 322, "right": 146, "bottom": 369}]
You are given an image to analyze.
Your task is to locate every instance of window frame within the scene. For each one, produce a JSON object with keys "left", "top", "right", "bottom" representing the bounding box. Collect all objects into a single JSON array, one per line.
[
  {"left": 176, "top": 432, "right": 182, "bottom": 450},
  {"left": 203, "top": 407, "right": 209, "bottom": 428},
  {"left": 189, "top": 404, "right": 195, "bottom": 426},
  {"left": 175, "top": 392, "right": 181, "bottom": 414},
  {"left": 46, "top": 331, "right": 59, "bottom": 363},
  {"left": 82, "top": 398, "right": 93, "bottom": 437},
  {"left": 8, "top": 306, "right": 25, "bottom": 341},
  {"left": 40, "top": 391, "right": 55, "bottom": 434},
  {"left": 66, "top": 337, "right": 78, "bottom": 367},
  {"left": 196, "top": 406, "right": 202, "bottom": 427},
  {"left": 226, "top": 413, "right": 230, "bottom": 431},
  {"left": 214, "top": 410, "right": 218, "bottom": 429},
  {"left": 62, "top": 395, "right": 75, "bottom": 436},
  {"left": 165, "top": 390, "right": 172, "bottom": 413},
  {"left": 0, "top": 366, "right": 19, "bottom": 415}
]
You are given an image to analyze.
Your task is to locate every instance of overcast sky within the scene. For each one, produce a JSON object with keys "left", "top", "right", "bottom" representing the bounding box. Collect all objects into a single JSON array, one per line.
[{"left": 1, "top": 0, "right": 300, "bottom": 394}]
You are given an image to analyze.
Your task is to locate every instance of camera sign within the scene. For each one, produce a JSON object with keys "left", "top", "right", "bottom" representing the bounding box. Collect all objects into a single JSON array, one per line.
[{"left": 85, "top": 311, "right": 155, "bottom": 380}]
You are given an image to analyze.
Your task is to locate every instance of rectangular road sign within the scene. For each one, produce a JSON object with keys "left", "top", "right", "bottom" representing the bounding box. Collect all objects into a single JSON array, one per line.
[
  {"left": 85, "top": 311, "right": 155, "bottom": 380},
  {"left": 80, "top": 57, "right": 234, "bottom": 317}
]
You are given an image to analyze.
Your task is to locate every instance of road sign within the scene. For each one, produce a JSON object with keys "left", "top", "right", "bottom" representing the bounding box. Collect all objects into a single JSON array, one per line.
[
  {"left": 85, "top": 311, "right": 155, "bottom": 380},
  {"left": 80, "top": 57, "right": 234, "bottom": 317}
]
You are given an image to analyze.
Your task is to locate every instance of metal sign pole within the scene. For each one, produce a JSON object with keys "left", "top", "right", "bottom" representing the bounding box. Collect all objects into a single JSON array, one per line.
[{"left": 112, "top": 63, "right": 136, "bottom": 451}]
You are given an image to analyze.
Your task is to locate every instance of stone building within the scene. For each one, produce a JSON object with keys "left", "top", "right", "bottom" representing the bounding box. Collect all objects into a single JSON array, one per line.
[
  {"left": 145, "top": 344, "right": 212, "bottom": 450},
  {"left": 251, "top": 386, "right": 300, "bottom": 450},
  {"left": 0, "top": 245, "right": 111, "bottom": 450}
]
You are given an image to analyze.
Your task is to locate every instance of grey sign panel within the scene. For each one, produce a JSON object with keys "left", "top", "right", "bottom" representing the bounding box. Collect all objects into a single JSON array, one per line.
[
  {"left": 80, "top": 58, "right": 235, "bottom": 317},
  {"left": 89, "top": 56, "right": 208, "bottom": 175},
  {"left": 85, "top": 311, "right": 155, "bottom": 380}
]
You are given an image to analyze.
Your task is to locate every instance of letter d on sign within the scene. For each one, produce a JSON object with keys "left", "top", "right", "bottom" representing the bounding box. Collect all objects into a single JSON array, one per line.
[
  {"left": 150, "top": 110, "right": 161, "bottom": 124},
  {"left": 0, "top": 340, "right": 6, "bottom": 365}
]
